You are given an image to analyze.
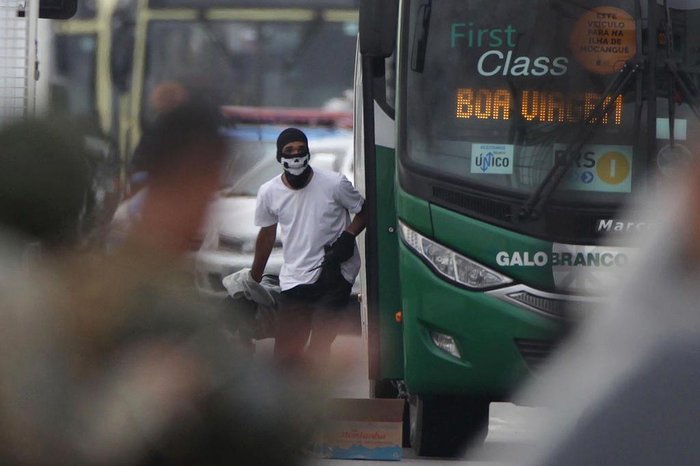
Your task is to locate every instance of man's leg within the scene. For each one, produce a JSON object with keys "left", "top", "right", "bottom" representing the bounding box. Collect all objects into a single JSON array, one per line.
[
  {"left": 273, "top": 286, "right": 313, "bottom": 367},
  {"left": 306, "top": 274, "right": 352, "bottom": 363}
]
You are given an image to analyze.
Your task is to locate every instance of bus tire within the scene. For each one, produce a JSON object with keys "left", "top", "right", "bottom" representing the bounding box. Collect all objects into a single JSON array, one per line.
[{"left": 409, "top": 394, "right": 489, "bottom": 457}]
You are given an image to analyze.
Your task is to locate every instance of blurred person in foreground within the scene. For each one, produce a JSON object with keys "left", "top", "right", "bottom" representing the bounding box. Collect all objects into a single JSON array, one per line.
[
  {"left": 110, "top": 81, "right": 192, "bottom": 244},
  {"left": 130, "top": 80, "right": 191, "bottom": 178},
  {"left": 251, "top": 127, "right": 366, "bottom": 372},
  {"left": 507, "top": 157, "right": 700, "bottom": 465},
  {"left": 0, "top": 107, "right": 315, "bottom": 465},
  {"left": 0, "top": 119, "right": 92, "bottom": 257}
]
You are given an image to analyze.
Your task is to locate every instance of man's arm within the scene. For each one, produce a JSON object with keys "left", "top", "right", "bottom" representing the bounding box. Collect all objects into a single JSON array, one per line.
[
  {"left": 323, "top": 202, "right": 367, "bottom": 265},
  {"left": 251, "top": 224, "right": 277, "bottom": 283},
  {"left": 345, "top": 201, "right": 367, "bottom": 237}
]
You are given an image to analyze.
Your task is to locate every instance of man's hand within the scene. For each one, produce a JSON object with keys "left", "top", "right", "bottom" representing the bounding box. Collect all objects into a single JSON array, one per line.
[{"left": 323, "top": 231, "right": 355, "bottom": 265}]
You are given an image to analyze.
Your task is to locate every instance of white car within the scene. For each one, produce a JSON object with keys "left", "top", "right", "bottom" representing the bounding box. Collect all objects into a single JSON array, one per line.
[{"left": 195, "top": 123, "right": 354, "bottom": 298}]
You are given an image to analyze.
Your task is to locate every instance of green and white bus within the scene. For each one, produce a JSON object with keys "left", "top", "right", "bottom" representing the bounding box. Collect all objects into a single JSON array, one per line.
[{"left": 356, "top": 0, "right": 700, "bottom": 456}]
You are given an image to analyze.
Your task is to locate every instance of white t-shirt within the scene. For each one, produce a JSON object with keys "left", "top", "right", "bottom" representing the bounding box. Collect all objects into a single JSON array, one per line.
[{"left": 254, "top": 167, "right": 364, "bottom": 291}]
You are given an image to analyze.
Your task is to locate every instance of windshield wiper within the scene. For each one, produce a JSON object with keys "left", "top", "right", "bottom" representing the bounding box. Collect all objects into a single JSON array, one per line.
[
  {"left": 197, "top": 10, "right": 240, "bottom": 76},
  {"left": 661, "top": 1, "right": 700, "bottom": 130},
  {"left": 663, "top": 0, "right": 677, "bottom": 148},
  {"left": 410, "top": 0, "right": 432, "bottom": 72},
  {"left": 282, "top": 10, "right": 323, "bottom": 72},
  {"left": 664, "top": 61, "right": 700, "bottom": 119},
  {"left": 518, "top": 59, "right": 642, "bottom": 221}
]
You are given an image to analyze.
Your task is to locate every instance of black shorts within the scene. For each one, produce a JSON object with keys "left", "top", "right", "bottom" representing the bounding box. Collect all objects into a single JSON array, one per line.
[{"left": 279, "top": 263, "right": 352, "bottom": 312}]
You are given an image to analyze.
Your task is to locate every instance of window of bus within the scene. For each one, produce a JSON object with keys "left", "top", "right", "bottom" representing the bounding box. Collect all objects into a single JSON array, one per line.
[
  {"left": 72, "top": 0, "right": 98, "bottom": 19},
  {"left": 141, "top": 11, "right": 358, "bottom": 125},
  {"left": 401, "top": 0, "right": 686, "bottom": 208},
  {"left": 52, "top": 34, "right": 98, "bottom": 119}
]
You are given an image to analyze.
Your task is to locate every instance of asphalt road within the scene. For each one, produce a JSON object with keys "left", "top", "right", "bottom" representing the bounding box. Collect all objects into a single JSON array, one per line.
[{"left": 255, "top": 335, "right": 548, "bottom": 465}]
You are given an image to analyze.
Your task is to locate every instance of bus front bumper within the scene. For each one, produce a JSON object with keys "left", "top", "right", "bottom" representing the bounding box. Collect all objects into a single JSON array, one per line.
[{"left": 399, "top": 246, "right": 564, "bottom": 399}]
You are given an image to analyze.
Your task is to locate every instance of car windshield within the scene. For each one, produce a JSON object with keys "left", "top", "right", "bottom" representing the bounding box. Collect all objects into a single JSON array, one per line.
[
  {"left": 222, "top": 139, "right": 280, "bottom": 196},
  {"left": 221, "top": 127, "right": 351, "bottom": 196}
]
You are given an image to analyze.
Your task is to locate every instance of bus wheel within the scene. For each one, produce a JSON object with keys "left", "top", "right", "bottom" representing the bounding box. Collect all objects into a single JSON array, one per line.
[{"left": 409, "top": 394, "right": 489, "bottom": 457}]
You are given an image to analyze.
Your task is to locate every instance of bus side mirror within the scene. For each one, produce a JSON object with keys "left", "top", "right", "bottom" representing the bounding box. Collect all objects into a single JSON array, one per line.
[
  {"left": 39, "top": 0, "right": 77, "bottom": 19},
  {"left": 359, "top": 0, "right": 398, "bottom": 58}
]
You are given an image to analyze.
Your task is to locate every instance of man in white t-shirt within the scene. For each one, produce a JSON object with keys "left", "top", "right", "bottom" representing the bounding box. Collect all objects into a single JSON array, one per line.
[{"left": 251, "top": 128, "right": 366, "bottom": 368}]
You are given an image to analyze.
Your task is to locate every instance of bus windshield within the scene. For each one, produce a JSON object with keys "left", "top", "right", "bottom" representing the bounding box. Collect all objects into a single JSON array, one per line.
[
  {"left": 403, "top": 0, "right": 700, "bottom": 208},
  {"left": 143, "top": 13, "right": 357, "bottom": 121}
]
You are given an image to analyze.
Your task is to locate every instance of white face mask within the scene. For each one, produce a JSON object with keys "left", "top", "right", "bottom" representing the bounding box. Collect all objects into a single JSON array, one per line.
[{"left": 279, "top": 153, "right": 310, "bottom": 175}]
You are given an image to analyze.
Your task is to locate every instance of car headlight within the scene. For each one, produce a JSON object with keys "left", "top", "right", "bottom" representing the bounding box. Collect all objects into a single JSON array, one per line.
[{"left": 398, "top": 221, "right": 512, "bottom": 290}]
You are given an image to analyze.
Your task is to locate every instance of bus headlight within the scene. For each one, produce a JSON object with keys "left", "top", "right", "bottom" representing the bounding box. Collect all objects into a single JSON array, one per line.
[{"left": 398, "top": 221, "right": 512, "bottom": 290}]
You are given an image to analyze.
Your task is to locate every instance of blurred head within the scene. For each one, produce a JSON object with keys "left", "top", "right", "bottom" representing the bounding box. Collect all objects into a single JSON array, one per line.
[
  {"left": 0, "top": 119, "right": 92, "bottom": 249},
  {"left": 138, "top": 101, "right": 225, "bottom": 178},
  {"left": 132, "top": 100, "right": 227, "bottom": 253},
  {"left": 148, "top": 81, "right": 190, "bottom": 116}
]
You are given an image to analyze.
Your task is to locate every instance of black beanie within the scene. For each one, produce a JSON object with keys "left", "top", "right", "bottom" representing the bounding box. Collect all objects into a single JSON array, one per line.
[{"left": 276, "top": 128, "right": 308, "bottom": 162}]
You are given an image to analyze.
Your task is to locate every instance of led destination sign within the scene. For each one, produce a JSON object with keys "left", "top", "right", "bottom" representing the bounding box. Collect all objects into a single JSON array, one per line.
[{"left": 456, "top": 88, "right": 623, "bottom": 125}]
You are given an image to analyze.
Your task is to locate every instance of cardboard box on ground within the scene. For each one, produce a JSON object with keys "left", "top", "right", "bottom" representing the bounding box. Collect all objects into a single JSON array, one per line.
[{"left": 311, "top": 398, "right": 404, "bottom": 461}]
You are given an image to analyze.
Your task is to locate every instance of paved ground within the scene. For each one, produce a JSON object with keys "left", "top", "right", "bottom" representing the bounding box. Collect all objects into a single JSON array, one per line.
[{"left": 255, "top": 335, "right": 547, "bottom": 465}]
